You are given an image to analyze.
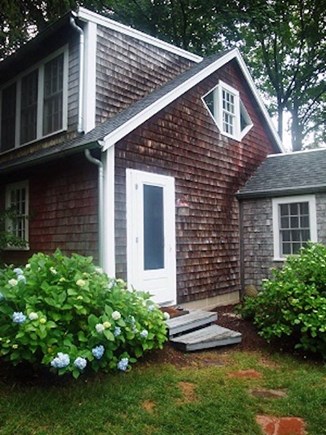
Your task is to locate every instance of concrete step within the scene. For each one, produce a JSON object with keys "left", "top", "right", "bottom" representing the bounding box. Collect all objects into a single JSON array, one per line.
[
  {"left": 166, "top": 310, "right": 217, "bottom": 337},
  {"left": 170, "top": 324, "right": 242, "bottom": 352}
]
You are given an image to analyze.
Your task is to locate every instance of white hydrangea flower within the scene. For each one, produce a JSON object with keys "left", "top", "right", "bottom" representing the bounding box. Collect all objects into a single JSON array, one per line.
[
  {"left": 163, "top": 312, "right": 170, "bottom": 320},
  {"left": 112, "top": 311, "right": 121, "bottom": 321},
  {"left": 49, "top": 267, "right": 57, "bottom": 275},
  {"left": 95, "top": 323, "right": 105, "bottom": 333},
  {"left": 8, "top": 279, "right": 18, "bottom": 287},
  {"left": 76, "top": 279, "right": 86, "bottom": 287},
  {"left": 28, "top": 312, "right": 38, "bottom": 321}
]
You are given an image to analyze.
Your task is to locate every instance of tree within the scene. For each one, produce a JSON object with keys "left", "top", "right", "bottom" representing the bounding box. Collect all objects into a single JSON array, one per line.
[
  {"left": 0, "top": 0, "right": 325, "bottom": 150},
  {"left": 235, "top": 0, "right": 326, "bottom": 150}
]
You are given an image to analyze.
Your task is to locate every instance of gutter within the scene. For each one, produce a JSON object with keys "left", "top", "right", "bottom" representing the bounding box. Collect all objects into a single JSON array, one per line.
[
  {"left": 70, "top": 14, "right": 84, "bottom": 133},
  {"left": 84, "top": 149, "right": 104, "bottom": 267}
]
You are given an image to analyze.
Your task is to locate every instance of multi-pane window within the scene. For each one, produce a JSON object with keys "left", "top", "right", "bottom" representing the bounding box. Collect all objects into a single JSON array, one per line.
[
  {"left": 20, "top": 70, "right": 38, "bottom": 144},
  {"left": 0, "top": 83, "right": 16, "bottom": 151},
  {"left": 0, "top": 48, "right": 67, "bottom": 152},
  {"left": 273, "top": 195, "right": 317, "bottom": 259},
  {"left": 5, "top": 181, "right": 29, "bottom": 247},
  {"left": 222, "top": 89, "right": 235, "bottom": 135},
  {"left": 43, "top": 54, "right": 64, "bottom": 135},
  {"left": 203, "top": 80, "right": 253, "bottom": 140},
  {"left": 279, "top": 202, "right": 310, "bottom": 255}
]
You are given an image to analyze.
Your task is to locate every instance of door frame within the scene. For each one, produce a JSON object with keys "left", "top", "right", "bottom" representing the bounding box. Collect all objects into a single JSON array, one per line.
[{"left": 126, "top": 169, "right": 177, "bottom": 305}]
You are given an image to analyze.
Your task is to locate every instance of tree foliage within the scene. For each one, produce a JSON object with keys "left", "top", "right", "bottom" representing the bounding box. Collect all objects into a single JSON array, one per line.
[{"left": 0, "top": 0, "right": 325, "bottom": 150}]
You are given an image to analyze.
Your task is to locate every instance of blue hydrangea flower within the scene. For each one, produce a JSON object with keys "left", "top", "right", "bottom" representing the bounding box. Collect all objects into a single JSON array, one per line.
[
  {"left": 13, "top": 268, "right": 24, "bottom": 276},
  {"left": 51, "top": 352, "right": 70, "bottom": 369},
  {"left": 12, "top": 312, "right": 26, "bottom": 324},
  {"left": 117, "top": 358, "right": 129, "bottom": 372},
  {"left": 140, "top": 329, "right": 149, "bottom": 339},
  {"left": 0, "top": 292, "right": 4, "bottom": 301},
  {"left": 147, "top": 305, "right": 155, "bottom": 312},
  {"left": 17, "top": 275, "right": 26, "bottom": 284},
  {"left": 74, "top": 357, "right": 87, "bottom": 371},
  {"left": 127, "top": 315, "right": 136, "bottom": 325},
  {"left": 114, "top": 326, "right": 121, "bottom": 337},
  {"left": 92, "top": 345, "right": 105, "bottom": 360}
]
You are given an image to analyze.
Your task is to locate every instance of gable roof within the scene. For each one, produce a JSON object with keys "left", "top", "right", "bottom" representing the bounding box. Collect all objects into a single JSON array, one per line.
[
  {"left": 237, "top": 148, "right": 326, "bottom": 199},
  {"left": 0, "top": 44, "right": 283, "bottom": 172},
  {"left": 76, "top": 7, "right": 202, "bottom": 63}
]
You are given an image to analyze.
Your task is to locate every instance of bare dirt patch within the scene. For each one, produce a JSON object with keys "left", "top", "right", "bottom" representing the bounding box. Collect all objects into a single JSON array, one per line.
[
  {"left": 142, "top": 400, "right": 156, "bottom": 413},
  {"left": 177, "top": 381, "right": 197, "bottom": 404}
]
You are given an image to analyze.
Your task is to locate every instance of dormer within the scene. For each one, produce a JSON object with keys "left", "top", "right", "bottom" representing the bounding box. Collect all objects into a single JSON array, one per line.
[{"left": 0, "top": 8, "right": 200, "bottom": 158}]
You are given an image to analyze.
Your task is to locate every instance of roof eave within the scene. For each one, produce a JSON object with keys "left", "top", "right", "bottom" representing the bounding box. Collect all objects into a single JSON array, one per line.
[
  {"left": 0, "top": 140, "right": 101, "bottom": 175},
  {"left": 237, "top": 184, "right": 326, "bottom": 200},
  {"left": 101, "top": 48, "right": 284, "bottom": 153}
]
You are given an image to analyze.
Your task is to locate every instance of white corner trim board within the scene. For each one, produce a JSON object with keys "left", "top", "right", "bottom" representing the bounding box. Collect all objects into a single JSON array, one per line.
[{"left": 77, "top": 7, "right": 202, "bottom": 64}]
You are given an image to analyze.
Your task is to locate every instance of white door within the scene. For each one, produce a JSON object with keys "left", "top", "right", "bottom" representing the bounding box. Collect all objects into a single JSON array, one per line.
[{"left": 126, "top": 169, "right": 176, "bottom": 305}]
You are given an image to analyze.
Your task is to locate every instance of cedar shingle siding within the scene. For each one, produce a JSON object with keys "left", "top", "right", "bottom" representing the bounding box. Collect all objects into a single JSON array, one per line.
[
  {"left": 96, "top": 25, "right": 194, "bottom": 124},
  {"left": 0, "top": 155, "right": 98, "bottom": 265},
  {"left": 115, "top": 60, "right": 276, "bottom": 303}
]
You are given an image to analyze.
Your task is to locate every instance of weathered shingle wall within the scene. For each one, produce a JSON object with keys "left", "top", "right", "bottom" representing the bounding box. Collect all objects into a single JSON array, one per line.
[
  {"left": 114, "top": 59, "right": 276, "bottom": 304},
  {"left": 0, "top": 154, "right": 98, "bottom": 266},
  {"left": 96, "top": 25, "right": 194, "bottom": 125},
  {"left": 241, "top": 192, "right": 326, "bottom": 291},
  {"left": 241, "top": 198, "right": 276, "bottom": 291}
]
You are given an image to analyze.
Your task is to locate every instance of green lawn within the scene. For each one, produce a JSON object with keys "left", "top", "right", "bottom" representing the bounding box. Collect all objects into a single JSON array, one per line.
[{"left": 0, "top": 349, "right": 325, "bottom": 435}]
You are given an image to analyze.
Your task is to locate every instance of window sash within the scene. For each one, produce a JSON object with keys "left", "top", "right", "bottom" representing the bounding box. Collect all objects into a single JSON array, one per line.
[
  {"left": 5, "top": 181, "right": 29, "bottom": 247},
  {"left": 0, "top": 47, "right": 67, "bottom": 151},
  {"left": 20, "top": 70, "right": 38, "bottom": 144},
  {"left": 0, "top": 83, "right": 16, "bottom": 151},
  {"left": 43, "top": 54, "right": 64, "bottom": 135},
  {"left": 202, "top": 80, "right": 252, "bottom": 141},
  {"left": 279, "top": 201, "right": 311, "bottom": 256}
]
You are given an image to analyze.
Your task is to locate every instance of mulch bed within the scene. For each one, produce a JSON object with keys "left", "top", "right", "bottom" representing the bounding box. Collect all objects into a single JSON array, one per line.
[{"left": 0, "top": 304, "right": 322, "bottom": 386}]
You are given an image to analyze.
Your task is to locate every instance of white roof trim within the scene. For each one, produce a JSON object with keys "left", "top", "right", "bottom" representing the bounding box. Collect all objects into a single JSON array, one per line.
[
  {"left": 76, "top": 7, "right": 202, "bottom": 64},
  {"left": 268, "top": 147, "right": 326, "bottom": 158},
  {"left": 101, "top": 48, "right": 284, "bottom": 152}
]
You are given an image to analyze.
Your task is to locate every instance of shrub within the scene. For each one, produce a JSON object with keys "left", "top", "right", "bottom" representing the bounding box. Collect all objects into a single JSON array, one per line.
[
  {"left": 240, "top": 243, "right": 326, "bottom": 358},
  {"left": 0, "top": 250, "right": 168, "bottom": 378}
]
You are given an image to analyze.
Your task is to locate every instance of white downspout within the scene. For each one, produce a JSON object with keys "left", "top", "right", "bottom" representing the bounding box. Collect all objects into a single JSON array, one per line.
[
  {"left": 70, "top": 15, "right": 84, "bottom": 133},
  {"left": 85, "top": 149, "right": 104, "bottom": 267}
]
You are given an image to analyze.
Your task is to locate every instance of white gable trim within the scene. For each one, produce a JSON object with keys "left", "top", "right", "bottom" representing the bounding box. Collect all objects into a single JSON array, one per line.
[
  {"left": 76, "top": 7, "right": 202, "bottom": 64},
  {"left": 101, "top": 48, "right": 284, "bottom": 152}
]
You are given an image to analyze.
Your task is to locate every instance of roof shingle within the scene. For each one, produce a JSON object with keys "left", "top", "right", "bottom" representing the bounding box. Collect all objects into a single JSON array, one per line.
[{"left": 237, "top": 148, "right": 326, "bottom": 199}]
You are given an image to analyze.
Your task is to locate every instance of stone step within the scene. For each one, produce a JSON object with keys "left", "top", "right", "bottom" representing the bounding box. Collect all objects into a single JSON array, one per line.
[
  {"left": 166, "top": 310, "right": 217, "bottom": 337},
  {"left": 170, "top": 324, "right": 242, "bottom": 352}
]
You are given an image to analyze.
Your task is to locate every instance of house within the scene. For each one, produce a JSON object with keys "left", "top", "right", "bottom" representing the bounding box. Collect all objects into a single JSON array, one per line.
[
  {"left": 0, "top": 7, "right": 283, "bottom": 309},
  {"left": 237, "top": 148, "right": 326, "bottom": 295}
]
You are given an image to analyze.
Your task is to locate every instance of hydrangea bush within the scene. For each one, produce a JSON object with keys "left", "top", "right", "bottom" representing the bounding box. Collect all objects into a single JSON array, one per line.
[
  {"left": 0, "top": 250, "right": 169, "bottom": 378},
  {"left": 240, "top": 243, "right": 326, "bottom": 358}
]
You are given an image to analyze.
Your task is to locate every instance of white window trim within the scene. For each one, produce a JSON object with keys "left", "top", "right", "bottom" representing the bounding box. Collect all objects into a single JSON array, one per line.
[
  {"left": 0, "top": 45, "right": 68, "bottom": 153},
  {"left": 272, "top": 194, "right": 317, "bottom": 261},
  {"left": 202, "top": 79, "right": 253, "bottom": 141},
  {"left": 5, "top": 180, "right": 30, "bottom": 251}
]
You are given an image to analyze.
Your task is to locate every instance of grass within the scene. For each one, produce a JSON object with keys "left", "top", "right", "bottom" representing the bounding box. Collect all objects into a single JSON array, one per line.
[{"left": 0, "top": 349, "right": 325, "bottom": 434}]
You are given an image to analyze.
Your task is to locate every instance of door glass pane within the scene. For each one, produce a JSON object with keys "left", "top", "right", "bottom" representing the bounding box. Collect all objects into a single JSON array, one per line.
[{"left": 143, "top": 184, "right": 164, "bottom": 270}]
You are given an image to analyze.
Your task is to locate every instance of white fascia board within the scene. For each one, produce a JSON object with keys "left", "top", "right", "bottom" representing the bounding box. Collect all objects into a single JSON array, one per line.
[
  {"left": 77, "top": 7, "right": 202, "bottom": 64},
  {"left": 234, "top": 49, "right": 284, "bottom": 153},
  {"left": 101, "top": 48, "right": 283, "bottom": 152},
  {"left": 102, "top": 49, "right": 238, "bottom": 151}
]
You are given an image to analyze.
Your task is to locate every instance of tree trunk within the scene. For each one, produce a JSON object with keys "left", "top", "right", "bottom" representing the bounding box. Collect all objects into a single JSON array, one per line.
[
  {"left": 277, "top": 102, "right": 283, "bottom": 141},
  {"left": 290, "top": 101, "right": 304, "bottom": 152}
]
